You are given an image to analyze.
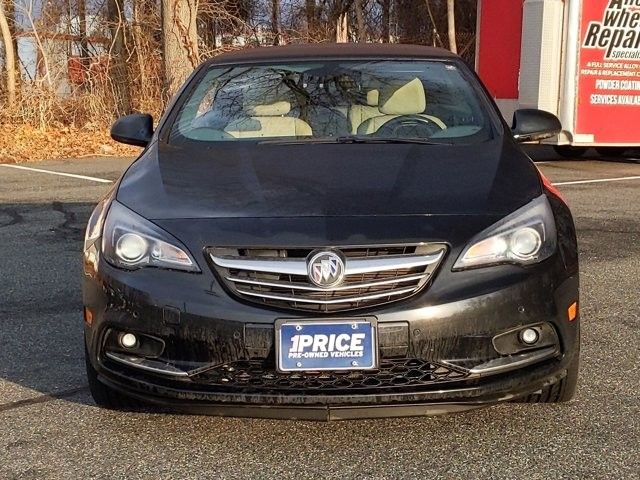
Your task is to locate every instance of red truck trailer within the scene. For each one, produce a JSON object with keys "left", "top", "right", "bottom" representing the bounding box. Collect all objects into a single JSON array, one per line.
[{"left": 476, "top": 0, "right": 640, "bottom": 156}]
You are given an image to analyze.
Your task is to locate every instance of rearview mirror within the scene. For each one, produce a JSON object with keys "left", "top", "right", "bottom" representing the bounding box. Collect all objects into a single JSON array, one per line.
[
  {"left": 512, "top": 109, "right": 562, "bottom": 143},
  {"left": 111, "top": 113, "right": 154, "bottom": 147}
]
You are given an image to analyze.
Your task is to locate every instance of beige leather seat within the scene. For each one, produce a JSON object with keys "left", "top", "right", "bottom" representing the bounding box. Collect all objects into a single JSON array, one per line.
[
  {"left": 356, "top": 78, "right": 446, "bottom": 135},
  {"left": 225, "top": 101, "right": 312, "bottom": 138},
  {"left": 348, "top": 89, "right": 381, "bottom": 134}
]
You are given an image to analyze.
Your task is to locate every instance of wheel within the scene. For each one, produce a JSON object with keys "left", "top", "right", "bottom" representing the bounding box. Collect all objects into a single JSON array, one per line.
[
  {"left": 595, "top": 147, "right": 627, "bottom": 157},
  {"left": 517, "top": 348, "right": 580, "bottom": 403},
  {"left": 85, "top": 345, "right": 147, "bottom": 411},
  {"left": 553, "top": 145, "right": 588, "bottom": 158}
]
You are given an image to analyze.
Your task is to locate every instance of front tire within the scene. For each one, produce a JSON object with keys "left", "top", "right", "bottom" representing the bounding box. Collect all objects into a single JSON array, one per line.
[
  {"left": 85, "top": 345, "right": 147, "bottom": 411},
  {"left": 596, "top": 147, "right": 627, "bottom": 157},
  {"left": 518, "top": 350, "right": 580, "bottom": 403}
]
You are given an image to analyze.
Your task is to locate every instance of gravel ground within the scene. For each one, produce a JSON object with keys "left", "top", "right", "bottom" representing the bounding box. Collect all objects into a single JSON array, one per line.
[{"left": 0, "top": 148, "right": 638, "bottom": 479}]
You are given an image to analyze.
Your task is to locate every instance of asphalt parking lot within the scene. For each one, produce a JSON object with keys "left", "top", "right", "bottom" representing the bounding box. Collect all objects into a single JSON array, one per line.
[{"left": 0, "top": 148, "right": 639, "bottom": 479}]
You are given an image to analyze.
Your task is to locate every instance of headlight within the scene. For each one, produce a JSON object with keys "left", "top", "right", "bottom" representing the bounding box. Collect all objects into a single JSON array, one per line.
[
  {"left": 101, "top": 201, "right": 199, "bottom": 272},
  {"left": 453, "top": 195, "right": 557, "bottom": 270}
]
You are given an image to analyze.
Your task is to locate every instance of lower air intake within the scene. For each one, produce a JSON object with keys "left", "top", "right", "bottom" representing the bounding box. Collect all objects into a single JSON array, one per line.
[{"left": 191, "top": 358, "right": 469, "bottom": 394}]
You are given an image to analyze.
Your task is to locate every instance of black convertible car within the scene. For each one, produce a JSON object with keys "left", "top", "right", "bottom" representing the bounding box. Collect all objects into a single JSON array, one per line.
[{"left": 83, "top": 44, "right": 580, "bottom": 420}]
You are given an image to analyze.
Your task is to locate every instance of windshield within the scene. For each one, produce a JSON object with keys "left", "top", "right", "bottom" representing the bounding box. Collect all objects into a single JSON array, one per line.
[{"left": 169, "top": 60, "right": 496, "bottom": 144}]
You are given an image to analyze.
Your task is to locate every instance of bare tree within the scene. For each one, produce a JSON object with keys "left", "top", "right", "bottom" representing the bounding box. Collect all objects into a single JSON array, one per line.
[
  {"left": 107, "top": 0, "right": 132, "bottom": 115},
  {"left": 18, "top": 1, "right": 53, "bottom": 85},
  {"left": 77, "top": 0, "right": 89, "bottom": 73},
  {"left": 422, "top": 0, "right": 443, "bottom": 47},
  {"left": 162, "top": 0, "right": 199, "bottom": 98},
  {"left": 271, "top": 0, "right": 281, "bottom": 45},
  {"left": 305, "top": 0, "right": 316, "bottom": 35},
  {"left": 336, "top": 12, "right": 348, "bottom": 43},
  {"left": 131, "top": 0, "right": 146, "bottom": 89},
  {"left": 0, "top": 1, "right": 16, "bottom": 106},
  {"left": 3, "top": 0, "right": 18, "bottom": 74},
  {"left": 354, "top": 0, "right": 366, "bottom": 42},
  {"left": 378, "top": 0, "right": 390, "bottom": 43},
  {"left": 447, "top": 0, "right": 457, "bottom": 53}
]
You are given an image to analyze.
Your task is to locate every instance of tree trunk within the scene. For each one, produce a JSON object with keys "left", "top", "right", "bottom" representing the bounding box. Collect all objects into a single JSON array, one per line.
[
  {"left": 305, "top": 0, "right": 315, "bottom": 36},
  {"left": 161, "top": 0, "right": 199, "bottom": 99},
  {"left": 132, "top": 0, "right": 146, "bottom": 90},
  {"left": 380, "top": 0, "right": 390, "bottom": 43},
  {"left": 271, "top": 0, "right": 281, "bottom": 45},
  {"left": 107, "top": 0, "right": 132, "bottom": 115},
  {"left": 354, "top": 0, "right": 366, "bottom": 42},
  {"left": 0, "top": 2, "right": 16, "bottom": 106},
  {"left": 399, "top": 0, "right": 423, "bottom": 44},
  {"left": 78, "top": 0, "right": 89, "bottom": 73},
  {"left": 423, "top": 0, "right": 443, "bottom": 48},
  {"left": 3, "top": 0, "right": 18, "bottom": 74},
  {"left": 336, "top": 12, "right": 348, "bottom": 43},
  {"left": 447, "top": 0, "right": 457, "bottom": 53}
]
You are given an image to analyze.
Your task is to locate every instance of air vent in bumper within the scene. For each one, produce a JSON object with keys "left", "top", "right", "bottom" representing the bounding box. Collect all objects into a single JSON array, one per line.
[{"left": 191, "top": 358, "right": 469, "bottom": 393}]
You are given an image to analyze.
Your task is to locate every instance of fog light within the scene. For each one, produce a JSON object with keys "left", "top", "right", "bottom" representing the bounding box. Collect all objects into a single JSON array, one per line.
[
  {"left": 519, "top": 328, "right": 540, "bottom": 345},
  {"left": 120, "top": 333, "right": 138, "bottom": 349}
]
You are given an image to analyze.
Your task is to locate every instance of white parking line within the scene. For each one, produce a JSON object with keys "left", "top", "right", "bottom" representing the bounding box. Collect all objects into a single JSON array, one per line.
[
  {"left": 554, "top": 175, "right": 640, "bottom": 186},
  {"left": 0, "top": 164, "right": 113, "bottom": 184},
  {"left": 2, "top": 162, "right": 639, "bottom": 188}
]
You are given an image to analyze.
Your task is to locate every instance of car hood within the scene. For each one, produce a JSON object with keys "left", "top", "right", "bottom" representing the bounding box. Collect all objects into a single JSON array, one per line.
[{"left": 117, "top": 138, "right": 541, "bottom": 220}]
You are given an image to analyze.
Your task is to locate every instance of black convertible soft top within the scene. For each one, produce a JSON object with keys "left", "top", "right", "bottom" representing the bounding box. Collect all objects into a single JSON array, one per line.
[{"left": 208, "top": 43, "right": 458, "bottom": 65}]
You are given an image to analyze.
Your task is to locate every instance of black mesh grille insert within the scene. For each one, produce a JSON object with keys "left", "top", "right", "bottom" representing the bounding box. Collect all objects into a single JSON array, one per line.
[{"left": 191, "top": 358, "right": 469, "bottom": 394}]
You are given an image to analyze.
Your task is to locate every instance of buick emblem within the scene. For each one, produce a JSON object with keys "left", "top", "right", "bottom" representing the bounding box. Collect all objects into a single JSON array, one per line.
[{"left": 307, "top": 251, "right": 346, "bottom": 288}]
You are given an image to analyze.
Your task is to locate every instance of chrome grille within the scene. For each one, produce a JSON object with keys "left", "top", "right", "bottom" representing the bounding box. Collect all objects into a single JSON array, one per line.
[{"left": 208, "top": 245, "right": 446, "bottom": 312}]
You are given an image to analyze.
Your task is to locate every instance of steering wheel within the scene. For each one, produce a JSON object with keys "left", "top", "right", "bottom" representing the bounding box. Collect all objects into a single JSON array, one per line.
[{"left": 374, "top": 115, "right": 443, "bottom": 138}]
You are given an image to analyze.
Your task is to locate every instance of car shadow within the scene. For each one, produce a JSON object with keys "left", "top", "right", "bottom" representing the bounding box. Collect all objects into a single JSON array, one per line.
[
  {"left": 0, "top": 201, "right": 94, "bottom": 408},
  {"left": 523, "top": 144, "right": 640, "bottom": 163}
]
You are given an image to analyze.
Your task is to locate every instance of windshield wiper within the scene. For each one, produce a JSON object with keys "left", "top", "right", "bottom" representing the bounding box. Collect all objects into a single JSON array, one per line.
[
  {"left": 336, "top": 136, "right": 453, "bottom": 145},
  {"left": 258, "top": 136, "right": 452, "bottom": 146},
  {"left": 258, "top": 137, "right": 340, "bottom": 145}
]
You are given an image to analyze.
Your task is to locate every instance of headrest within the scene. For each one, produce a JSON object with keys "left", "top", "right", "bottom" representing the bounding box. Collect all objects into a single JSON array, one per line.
[
  {"left": 246, "top": 101, "right": 291, "bottom": 116},
  {"left": 366, "top": 89, "right": 379, "bottom": 106},
  {"left": 379, "top": 78, "right": 426, "bottom": 115}
]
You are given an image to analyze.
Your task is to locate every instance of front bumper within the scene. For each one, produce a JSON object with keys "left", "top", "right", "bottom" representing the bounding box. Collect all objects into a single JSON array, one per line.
[
  {"left": 83, "top": 250, "right": 580, "bottom": 419},
  {"left": 98, "top": 362, "right": 568, "bottom": 420}
]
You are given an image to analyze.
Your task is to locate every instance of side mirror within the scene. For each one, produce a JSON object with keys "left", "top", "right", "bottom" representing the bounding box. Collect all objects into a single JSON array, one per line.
[
  {"left": 110, "top": 113, "right": 154, "bottom": 147},
  {"left": 512, "top": 109, "right": 562, "bottom": 143}
]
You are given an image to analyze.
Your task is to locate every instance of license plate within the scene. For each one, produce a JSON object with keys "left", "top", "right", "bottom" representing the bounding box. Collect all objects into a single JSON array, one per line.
[{"left": 276, "top": 319, "right": 377, "bottom": 372}]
